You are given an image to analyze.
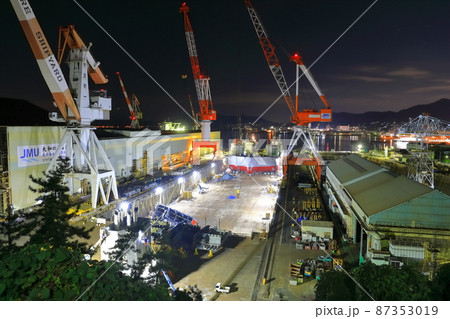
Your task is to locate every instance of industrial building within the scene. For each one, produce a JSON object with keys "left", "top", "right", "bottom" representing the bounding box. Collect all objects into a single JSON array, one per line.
[
  {"left": 0, "top": 125, "right": 220, "bottom": 212},
  {"left": 324, "top": 154, "right": 450, "bottom": 270}
]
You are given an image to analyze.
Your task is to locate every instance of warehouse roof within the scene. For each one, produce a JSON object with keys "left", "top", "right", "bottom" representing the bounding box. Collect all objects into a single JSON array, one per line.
[
  {"left": 327, "top": 154, "right": 450, "bottom": 230},
  {"left": 327, "top": 154, "right": 386, "bottom": 184},
  {"left": 348, "top": 175, "right": 432, "bottom": 216}
]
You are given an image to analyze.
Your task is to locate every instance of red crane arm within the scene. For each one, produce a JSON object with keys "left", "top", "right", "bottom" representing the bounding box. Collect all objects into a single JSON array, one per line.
[
  {"left": 116, "top": 72, "right": 135, "bottom": 118},
  {"left": 180, "top": 3, "right": 216, "bottom": 121}
]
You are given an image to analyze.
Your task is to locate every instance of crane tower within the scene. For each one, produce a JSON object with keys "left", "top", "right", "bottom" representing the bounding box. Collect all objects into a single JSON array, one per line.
[
  {"left": 10, "top": 1, "right": 118, "bottom": 208},
  {"left": 244, "top": 0, "right": 332, "bottom": 181},
  {"left": 180, "top": 2, "right": 216, "bottom": 140}
]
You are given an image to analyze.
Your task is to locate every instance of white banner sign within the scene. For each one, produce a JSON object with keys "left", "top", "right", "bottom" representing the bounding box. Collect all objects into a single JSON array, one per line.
[{"left": 17, "top": 144, "right": 66, "bottom": 168}]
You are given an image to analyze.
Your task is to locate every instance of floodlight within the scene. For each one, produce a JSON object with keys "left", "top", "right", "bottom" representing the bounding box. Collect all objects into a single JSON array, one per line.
[{"left": 120, "top": 202, "right": 129, "bottom": 211}]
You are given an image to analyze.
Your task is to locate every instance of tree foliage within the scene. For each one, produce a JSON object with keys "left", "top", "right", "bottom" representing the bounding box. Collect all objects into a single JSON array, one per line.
[
  {"left": 108, "top": 223, "right": 177, "bottom": 286},
  {"left": 0, "top": 205, "right": 25, "bottom": 254},
  {"left": 314, "top": 270, "right": 356, "bottom": 301},
  {"left": 353, "top": 263, "right": 431, "bottom": 301},
  {"left": 315, "top": 262, "right": 441, "bottom": 301},
  {"left": 25, "top": 157, "right": 92, "bottom": 251},
  {"left": 0, "top": 157, "right": 200, "bottom": 301},
  {"left": 430, "top": 263, "right": 450, "bottom": 301},
  {"left": 0, "top": 244, "right": 172, "bottom": 301}
]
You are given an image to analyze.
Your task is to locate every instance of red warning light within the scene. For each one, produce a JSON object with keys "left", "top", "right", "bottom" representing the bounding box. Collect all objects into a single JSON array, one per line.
[{"left": 131, "top": 116, "right": 136, "bottom": 120}]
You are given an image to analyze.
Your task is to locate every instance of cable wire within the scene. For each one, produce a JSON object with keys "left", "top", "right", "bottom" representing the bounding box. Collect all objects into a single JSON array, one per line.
[
  {"left": 253, "top": 0, "right": 379, "bottom": 125},
  {"left": 72, "top": 0, "right": 199, "bottom": 126}
]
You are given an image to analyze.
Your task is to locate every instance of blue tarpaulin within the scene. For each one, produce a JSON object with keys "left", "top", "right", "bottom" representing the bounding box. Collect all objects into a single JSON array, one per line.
[
  {"left": 228, "top": 195, "right": 236, "bottom": 199},
  {"left": 218, "top": 173, "right": 236, "bottom": 181}
]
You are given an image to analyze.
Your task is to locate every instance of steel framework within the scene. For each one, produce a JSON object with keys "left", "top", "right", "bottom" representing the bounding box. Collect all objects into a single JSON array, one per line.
[{"left": 398, "top": 115, "right": 450, "bottom": 188}]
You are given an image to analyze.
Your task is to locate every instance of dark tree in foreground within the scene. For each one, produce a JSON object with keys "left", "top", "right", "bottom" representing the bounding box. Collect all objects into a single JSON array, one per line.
[
  {"left": 314, "top": 270, "right": 356, "bottom": 301},
  {"left": 0, "top": 205, "right": 25, "bottom": 253},
  {"left": 25, "top": 157, "right": 92, "bottom": 251},
  {"left": 108, "top": 223, "right": 178, "bottom": 288},
  {"left": 353, "top": 263, "right": 431, "bottom": 301},
  {"left": 430, "top": 263, "right": 450, "bottom": 301},
  {"left": 0, "top": 244, "right": 173, "bottom": 301},
  {"left": 315, "top": 262, "right": 434, "bottom": 301}
]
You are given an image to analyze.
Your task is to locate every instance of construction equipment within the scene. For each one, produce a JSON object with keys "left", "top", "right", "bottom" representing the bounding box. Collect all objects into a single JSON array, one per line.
[
  {"left": 10, "top": 1, "right": 118, "bottom": 208},
  {"left": 180, "top": 2, "right": 216, "bottom": 140},
  {"left": 116, "top": 72, "right": 143, "bottom": 129},
  {"left": 244, "top": 0, "right": 332, "bottom": 181}
]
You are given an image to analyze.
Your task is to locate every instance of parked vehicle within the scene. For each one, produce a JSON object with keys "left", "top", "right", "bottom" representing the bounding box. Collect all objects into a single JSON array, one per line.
[{"left": 214, "top": 283, "right": 230, "bottom": 294}]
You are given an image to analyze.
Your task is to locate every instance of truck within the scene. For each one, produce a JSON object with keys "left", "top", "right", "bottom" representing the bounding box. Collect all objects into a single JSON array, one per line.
[{"left": 214, "top": 283, "right": 230, "bottom": 294}]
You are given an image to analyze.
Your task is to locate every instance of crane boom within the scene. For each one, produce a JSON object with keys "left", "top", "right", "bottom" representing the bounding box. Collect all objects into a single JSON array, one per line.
[
  {"left": 244, "top": 0, "right": 331, "bottom": 182},
  {"left": 290, "top": 53, "right": 330, "bottom": 109},
  {"left": 244, "top": 0, "right": 331, "bottom": 126},
  {"left": 10, "top": 0, "right": 81, "bottom": 122},
  {"left": 116, "top": 72, "right": 142, "bottom": 129},
  {"left": 180, "top": 3, "right": 216, "bottom": 122},
  {"left": 243, "top": 0, "right": 297, "bottom": 122},
  {"left": 58, "top": 25, "right": 108, "bottom": 85}
]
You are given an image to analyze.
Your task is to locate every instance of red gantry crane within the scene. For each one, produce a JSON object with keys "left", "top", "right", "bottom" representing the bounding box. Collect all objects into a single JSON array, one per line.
[
  {"left": 180, "top": 2, "right": 216, "bottom": 140},
  {"left": 244, "top": 0, "right": 332, "bottom": 181},
  {"left": 116, "top": 72, "right": 143, "bottom": 129}
]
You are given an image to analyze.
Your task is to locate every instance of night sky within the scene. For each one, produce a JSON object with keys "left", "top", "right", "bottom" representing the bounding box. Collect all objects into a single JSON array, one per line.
[{"left": 1, "top": 0, "right": 450, "bottom": 125}]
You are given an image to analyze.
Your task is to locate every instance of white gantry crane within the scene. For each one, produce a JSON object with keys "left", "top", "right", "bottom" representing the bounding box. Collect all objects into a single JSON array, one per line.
[{"left": 10, "top": 1, "right": 118, "bottom": 208}]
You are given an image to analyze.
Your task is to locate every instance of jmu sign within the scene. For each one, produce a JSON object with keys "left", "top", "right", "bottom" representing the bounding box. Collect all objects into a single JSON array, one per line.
[{"left": 17, "top": 144, "right": 66, "bottom": 167}]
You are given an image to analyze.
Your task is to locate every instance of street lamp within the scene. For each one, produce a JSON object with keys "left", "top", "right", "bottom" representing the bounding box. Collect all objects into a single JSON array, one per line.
[{"left": 120, "top": 202, "right": 129, "bottom": 211}]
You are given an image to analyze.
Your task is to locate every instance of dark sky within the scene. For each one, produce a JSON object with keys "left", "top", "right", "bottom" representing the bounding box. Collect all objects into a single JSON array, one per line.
[{"left": 1, "top": 0, "right": 450, "bottom": 125}]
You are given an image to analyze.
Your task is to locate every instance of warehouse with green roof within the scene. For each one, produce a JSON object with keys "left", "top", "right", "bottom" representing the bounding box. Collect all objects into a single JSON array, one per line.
[{"left": 324, "top": 154, "right": 450, "bottom": 270}]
